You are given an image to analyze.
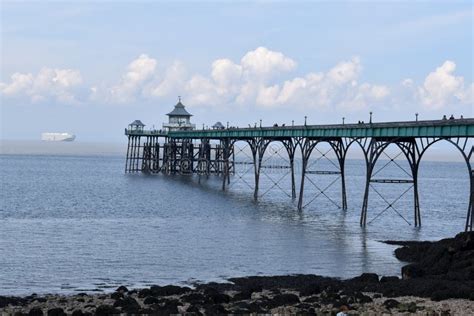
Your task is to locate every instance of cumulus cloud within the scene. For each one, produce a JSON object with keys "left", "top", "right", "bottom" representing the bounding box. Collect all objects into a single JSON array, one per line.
[
  {"left": 181, "top": 48, "right": 389, "bottom": 110},
  {"left": 241, "top": 46, "right": 296, "bottom": 79},
  {"left": 3, "top": 49, "right": 471, "bottom": 113},
  {"left": 418, "top": 60, "right": 466, "bottom": 109},
  {"left": 148, "top": 61, "right": 187, "bottom": 97},
  {"left": 108, "top": 54, "right": 157, "bottom": 103},
  {"left": 0, "top": 67, "right": 83, "bottom": 104},
  {"left": 184, "top": 53, "right": 388, "bottom": 110}
]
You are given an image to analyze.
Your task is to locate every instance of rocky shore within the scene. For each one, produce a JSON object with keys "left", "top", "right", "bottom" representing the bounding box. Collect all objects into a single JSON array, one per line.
[{"left": 1, "top": 232, "right": 473, "bottom": 315}]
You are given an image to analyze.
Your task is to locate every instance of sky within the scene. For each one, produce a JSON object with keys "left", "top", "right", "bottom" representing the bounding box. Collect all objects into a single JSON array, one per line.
[{"left": 0, "top": 1, "right": 473, "bottom": 143}]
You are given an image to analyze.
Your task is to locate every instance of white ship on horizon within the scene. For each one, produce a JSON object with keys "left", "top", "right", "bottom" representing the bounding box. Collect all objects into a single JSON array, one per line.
[{"left": 41, "top": 132, "right": 76, "bottom": 142}]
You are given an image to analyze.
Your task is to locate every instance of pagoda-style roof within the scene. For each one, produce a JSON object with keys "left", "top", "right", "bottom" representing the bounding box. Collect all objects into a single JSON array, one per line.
[
  {"left": 167, "top": 100, "right": 192, "bottom": 117},
  {"left": 129, "top": 120, "right": 145, "bottom": 126},
  {"left": 212, "top": 121, "right": 225, "bottom": 129}
]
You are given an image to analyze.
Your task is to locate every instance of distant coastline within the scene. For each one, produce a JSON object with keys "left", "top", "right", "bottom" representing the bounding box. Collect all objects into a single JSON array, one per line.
[{"left": 0, "top": 140, "right": 126, "bottom": 156}]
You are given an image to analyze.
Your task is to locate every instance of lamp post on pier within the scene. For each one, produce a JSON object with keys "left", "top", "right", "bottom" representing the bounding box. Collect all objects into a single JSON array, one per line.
[
  {"left": 369, "top": 112, "right": 373, "bottom": 124},
  {"left": 304, "top": 116, "right": 307, "bottom": 126},
  {"left": 415, "top": 113, "right": 419, "bottom": 122}
]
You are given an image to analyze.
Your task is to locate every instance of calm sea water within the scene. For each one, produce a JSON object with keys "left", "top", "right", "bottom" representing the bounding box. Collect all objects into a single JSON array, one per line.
[{"left": 0, "top": 144, "right": 470, "bottom": 295}]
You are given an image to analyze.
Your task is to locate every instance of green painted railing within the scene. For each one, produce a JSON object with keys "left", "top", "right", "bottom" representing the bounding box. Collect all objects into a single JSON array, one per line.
[{"left": 125, "top": 119, "right": 474, "bottom": 139}]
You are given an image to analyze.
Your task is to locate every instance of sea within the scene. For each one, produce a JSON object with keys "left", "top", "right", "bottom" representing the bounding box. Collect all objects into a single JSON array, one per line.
[{"left": 0, "top": 141, "right": 470, "bottom": 295}]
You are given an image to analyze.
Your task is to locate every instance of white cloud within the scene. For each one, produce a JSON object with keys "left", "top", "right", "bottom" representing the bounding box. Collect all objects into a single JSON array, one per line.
[
  {"left": 211, "top": 59, "right": 242, "bottom": 95},
  {"left": 247, "top": 56, "right": 388, "bottom": 110},
  {"left": 109, "top": 54, "right": 157, "bottom": 103},
  {"left": 0, "top": 73, "right": 34, "bottom": 95},
  {"left": 418, "top": 60, "right": 467, "bottom": 109},
  {"left": 180, "top": 48, "right": 387, "bottom": 110},
  {"left": 0, "top": 67, "right": 82, "bottom": 104},
  {"left": 458, "top": 83, "right": 474, "bottom": 104},
  {"left": 327, "top": 57, "right": 361, "bottom": 85},
  {"left": 148, "top": 61, "right": 187, "bottom": 97},
  {"left": 3, "top": 49, "right": 471, "bottom": 114},
  {"left": 240, "top": 46, "right": 296, "bottom": 79}
]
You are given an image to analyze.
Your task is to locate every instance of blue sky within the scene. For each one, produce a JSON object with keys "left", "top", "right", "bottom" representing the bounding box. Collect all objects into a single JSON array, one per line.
[{"left": 1, "top": 1, "right": 473, "bottom": 142}]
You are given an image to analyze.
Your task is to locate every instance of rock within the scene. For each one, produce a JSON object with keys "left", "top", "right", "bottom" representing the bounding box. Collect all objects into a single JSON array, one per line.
[
  {"left": 203, "top": 288, "right": 230, "bottom": 304},
  {"left": 34, "top": 297, "right": 47, "bottom": 303},
  {"left": 47, "top": 308, "right": 66, "bottom": 316},
  {"left": 303, "top": 296, "right": 320, "bottom": 304},
  {"left": 137, "top": 288, "right": 152, "bottom": 298},
  {"left": 112, "top": 297, "right": 140, "bottom": 313},
  {"left": 115, "top": 286, "right": 128, "bottom": 293},
  {"left": 383, "top": 298, "right": 400, "bottom": 309},
  {"left": 320, "top": 291, "right": 341, "bottom": 305},
  {"left": 150, "top": 285, "right": 190, "bottom": 296},
  {"left": 231, "top": 290, "right": 252, "bottom": 302},
  {"left": 431, "top": 290, "right": 454, "bottom": 302},
  {"left": 299, "top": 284, "right": 321, "bottom": 296},
  {"left": 202, "top": 304, "right": 229, "bottom": 315},
  {"left": 0, "top": 296, "right": 26, "bottom": 308},
  {"left": 402, "top": 264, "right": 425, "bottom": 279},
  {"left": 398, "top": 302, "right": 419, "bottom": 313},
  {"left": 270, "top": 293, "right": 300, "bottom": 307},
  {"left": 185, "top": 305, "right": 203, "bottom": 315},
  {"left": 394, "top": 242, "right": 433, "bottom": 262},
  {"left": 181, "top": 292, "right": 207, "bottom": 304},
  {"left": 94, "top": 305, "right": 120, "bottom": 316},
  {"left": 380, "top": 276, "right": 399, "bottom": 283},
  {"left": 159, "top": 299, "right": 181, "bottom": 314},
  {"left": 28, "top": 308, "right": 44, "bottom": 316},
  {"left": 109, "top": 292, "right": 122, "bottom": 300},
  {"left": 351, "top": 273, "right": 379, "bottom": 283},
  {"left": 241, "top": 301, "right": 266, "bottom": 313},
  {"left": 143, "top": 296, "right": 160, "bottom": 305},
  {"left": 71, "top": 310, "right": 84, "bottom": 316},
  {"left": 354, "top": 292, "right": 373, "bottom": 304},
  {"left": 295, "top": 302, "right": 313, "bottom": 310}
]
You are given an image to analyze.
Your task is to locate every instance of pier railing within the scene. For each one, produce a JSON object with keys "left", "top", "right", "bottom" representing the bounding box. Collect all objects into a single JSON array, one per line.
[
  {"left": 168, "top": 119, "right": 474, "bottom": 139},
  {"left": 125, "top": 128, "right": 168, "bottom": 137}
]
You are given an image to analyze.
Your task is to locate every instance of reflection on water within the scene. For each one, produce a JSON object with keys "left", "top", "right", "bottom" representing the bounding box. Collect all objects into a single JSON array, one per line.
[{"left": 0, "top": 153, "right": 470, "bottom": 295}]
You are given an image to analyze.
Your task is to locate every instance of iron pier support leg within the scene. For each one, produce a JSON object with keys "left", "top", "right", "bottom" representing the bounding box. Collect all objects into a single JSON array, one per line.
[
  {"left": 297, "top": 139, "right": 316, "bottom": 211},
  {"left": 250, "top": 138, "right": 269, "bottom": 200},
  {"left": 413, "top": 167, "right": 421, "bottom": 227},
  {"left": 360, "top": 139, "right": 375, "bottom": 227},
  {"left": 360, "top": 166, "right": 371, "bottom": 227},
  {"left": 222, "top": 139, "right": 231, "bottom": 191},
  {"left": 341, "top": 162, "right": 347, "bottom": 210},
  {"left": 297, "top": 157, "right": 307, "bottom": 210},
  {"left": 466, "top": 170, "right": 474, "bottom": 231},
  {"left": 135, "top": 136, "right": 141, "bottom": 172},
  {"left": 253, "top": 149, "right": 260, "bottom": 199},
  {"left": 130, "top": 136, "right": 136, "bottom": 172},
  {"left": 290, "top": 157, "right": 296, "bottom": 199},
  {"left": 282, "top": 139, "right": 297, "bottom": 199},
  {"left": 125, "top": 136, "right": 131, "bottom": 173}
]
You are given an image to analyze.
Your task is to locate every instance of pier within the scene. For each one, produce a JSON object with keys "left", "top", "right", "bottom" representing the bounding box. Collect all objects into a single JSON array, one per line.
[{"left": 124, "top": 101, "right": 474, "bottom": 231}]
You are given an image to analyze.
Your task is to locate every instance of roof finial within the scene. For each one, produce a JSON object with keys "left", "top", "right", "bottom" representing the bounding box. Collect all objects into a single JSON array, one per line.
[{"left": 178, "top": 95, "right": 181, "bottom": 102}]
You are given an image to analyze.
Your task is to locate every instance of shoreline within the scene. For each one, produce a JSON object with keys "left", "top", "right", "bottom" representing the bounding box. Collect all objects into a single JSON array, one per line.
[{"left": 1, "top": 232, "right": 473, "bottom": 315}]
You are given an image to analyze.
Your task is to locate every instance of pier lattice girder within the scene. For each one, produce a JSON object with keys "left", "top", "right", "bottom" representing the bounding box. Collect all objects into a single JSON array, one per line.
[{"left": 125, "top": 119, "right": 474, "bottom": 231}]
